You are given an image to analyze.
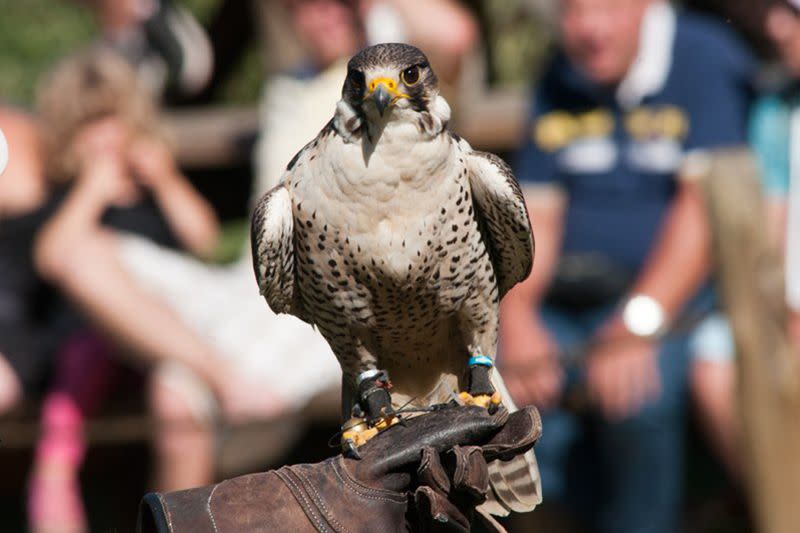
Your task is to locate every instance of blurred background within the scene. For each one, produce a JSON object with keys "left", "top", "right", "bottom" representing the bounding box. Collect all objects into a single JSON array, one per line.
[{"left": 0, "top": 0, "right": 798, "bottom": 532}]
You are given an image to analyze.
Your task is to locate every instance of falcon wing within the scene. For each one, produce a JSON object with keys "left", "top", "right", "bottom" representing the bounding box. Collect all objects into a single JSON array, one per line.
[
  {"left": 250, "top": 183, "right": 306, "bottom": 321},
  {"left": 465, "top": 149, "right": 534, "bottom": 299}
]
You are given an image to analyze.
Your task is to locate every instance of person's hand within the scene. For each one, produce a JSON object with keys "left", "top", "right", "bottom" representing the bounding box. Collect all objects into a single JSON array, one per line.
[
  {"left": 128, "top": 137, "right": 178, "bottom": 191},
  {"left": 137, "top": 404, "right": 543, "bottom": 533},
  {"left": 586, "top": 320, "right": 662, "bottom": 421},
  {"left": 500, "top": 311, "right": 563, "bottom": 410},
  {"left": 78, "top": 152, "right": 140, "bottom": 208}
]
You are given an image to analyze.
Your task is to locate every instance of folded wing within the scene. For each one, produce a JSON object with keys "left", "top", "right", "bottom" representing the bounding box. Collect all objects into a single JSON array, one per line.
[
  {"left": 465, "top": 149, "right": 534, "bottom": 298},
  {"left": 251, "top": 183, "right": 305, "bottom": 321}
]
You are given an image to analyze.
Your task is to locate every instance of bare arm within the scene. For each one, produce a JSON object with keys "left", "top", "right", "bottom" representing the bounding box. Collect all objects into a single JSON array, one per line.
[
  {"left": 586, "top": 179, "right": 711, "bottom": 420},
  {"left": 499, "top": 186, "right": 566, "bottom": 409},
  {"left": 129, "top": 139, "right": 220, "bottom": 259},
  {"left": 148, "top": 170, "right": 220, "bottom": 259},
  {"left": 34, "top": 155, "right": 133, "bottom": 280},
  {"left": 634, "top": 180, "right": 710, "bottom": 314},
  {"left": 600, "top": 179, "right": 711, "bottom": 337},
  {"left": 0, "top": 109, "right": 45, "bottom": 216}
]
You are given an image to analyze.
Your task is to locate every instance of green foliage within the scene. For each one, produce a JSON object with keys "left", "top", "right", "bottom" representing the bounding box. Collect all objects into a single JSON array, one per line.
[
  {"left": 212, "top": 219, "right": 249, "bottom": 264},
  {"left": 0, "top": 0, "right": 96, "bottom": 106},
  {"left": 0, "top": 0, "right": 550, "bottom": 107},
  {"left": 482, "top": 0, "right": 554, "bottom": 86},
  {"left": 0, "top": 0, "right": 259, "bottom": 107},
  {"left": 216, "top": 45, "right": 263, "bottom": 106}
]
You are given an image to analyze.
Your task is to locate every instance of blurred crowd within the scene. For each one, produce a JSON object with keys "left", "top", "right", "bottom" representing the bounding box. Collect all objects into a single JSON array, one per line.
[{"left": 0, "top": 0, "right": 799, "bottom": 532}]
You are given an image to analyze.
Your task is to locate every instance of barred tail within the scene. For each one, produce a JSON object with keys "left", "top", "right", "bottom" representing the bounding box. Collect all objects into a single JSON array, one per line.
[{"left": 479, "top": 371, "right": 542, "bottom": 517}]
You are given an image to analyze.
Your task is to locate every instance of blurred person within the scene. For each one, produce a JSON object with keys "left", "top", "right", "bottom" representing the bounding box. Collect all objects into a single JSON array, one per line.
[
  {"left": 27, "top": 48, "right": 259, "bottom": 528},
  {"left": 689, "top": 0, "right": 800, "bottom": 484},
  {"left": 202, "top": 0, "right": 476, "bottom": 105},
  {"left": 500, "top": 0, "right": 754, "bottom": 531},
  {"left": 0, "top": 108, "right": 110, "bottom": 533},
  {"left": 758, "top": 0, "right": 800, "bottom": 271},
  {"left": 256, "top": 0, "right": 478, "bottom": 191},
  {"left": 0, "top": 109, "right": 93, "bottom": 533},
  {"left": 32, "top": 47, "right": 240, "bottom": 405},
  {"left": 254, "top": 0, "right": 367, "bottom": 192},
  {"left": 32, "top": 35, "right": 343, "bottom": 497},
  {"left": 357, "top": 0, "right": 478, "bottom": 83},
  {"left": 0, "top": 108, "right": 49, "bottom": 415},
  {"left": 77, "top": 0, "right": 213, "bottom": 97}
]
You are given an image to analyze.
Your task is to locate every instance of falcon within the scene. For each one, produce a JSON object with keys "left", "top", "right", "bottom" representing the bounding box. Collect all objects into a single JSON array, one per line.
[{"left": 252, "top": 43, "right": 540, "bottom": 515}]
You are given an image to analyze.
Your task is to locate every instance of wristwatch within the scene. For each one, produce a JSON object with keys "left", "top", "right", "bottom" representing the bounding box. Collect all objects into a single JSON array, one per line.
[{"left": 621, "top": 294, "right": 666, "bottom": 338}]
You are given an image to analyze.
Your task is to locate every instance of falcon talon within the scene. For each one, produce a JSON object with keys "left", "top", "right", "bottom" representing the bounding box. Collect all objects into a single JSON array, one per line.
[
  {"left": 458, "top": 392, "right": 495, "bottom": 408},
  {"left": 341, "top": 416, "right": 380, "bottom": 454},
  {"left": 342, "top": 439, "right": 362, "bottom": 460},
  {"left": 340, "top": 411, "right": 400, "bottom": 455},
  {"left": 374, "top": 414, "right": 401, "bottom": 432}
]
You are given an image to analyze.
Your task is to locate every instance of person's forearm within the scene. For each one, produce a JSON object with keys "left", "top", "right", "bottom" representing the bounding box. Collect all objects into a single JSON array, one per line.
[
  {"left": 152, "top": 173, "right": 220, "bottom": 258},
  {"left": 34, "top": 177, "right": 107, "bottom": 280},
  {"left": 500, "top": 188, "right": 565, "bottom": 320},
  {"left": 627, "top": 180, "right": 711, "bottom": 322}
]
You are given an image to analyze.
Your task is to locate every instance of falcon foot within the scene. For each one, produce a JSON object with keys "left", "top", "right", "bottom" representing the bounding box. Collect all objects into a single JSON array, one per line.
[
  {"left": 341, "top": 369, "right": 400, "bottom": 458},
  {"left": 459, "top": 355, "right": 502, "bottom": 413},
  {"left": 340, "top": 413, "right": 400, "bottom": 458},
  {"left": 458, "top": 391, "right": 502, "bottom": 409}
]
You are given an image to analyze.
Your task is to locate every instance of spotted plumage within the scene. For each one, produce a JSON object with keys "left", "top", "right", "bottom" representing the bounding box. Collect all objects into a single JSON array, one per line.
[{"left": 251, "top": 43, "right": 540, "bottom": 515}]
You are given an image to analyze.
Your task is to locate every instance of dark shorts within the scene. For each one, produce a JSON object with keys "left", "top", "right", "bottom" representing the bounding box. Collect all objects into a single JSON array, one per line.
[{"left": 0, "top": 323, "right": 55, "bottom": 393}]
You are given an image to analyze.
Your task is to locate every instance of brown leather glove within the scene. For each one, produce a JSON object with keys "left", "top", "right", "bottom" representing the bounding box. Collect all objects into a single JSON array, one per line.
[{"left": 138, "top": 404, "right": 542, "bottom": 533}]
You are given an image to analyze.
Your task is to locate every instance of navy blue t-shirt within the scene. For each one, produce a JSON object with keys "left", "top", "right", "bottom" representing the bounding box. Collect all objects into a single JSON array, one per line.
[{"left": 514, "top": 10, "right": 754, "bottom": 270}]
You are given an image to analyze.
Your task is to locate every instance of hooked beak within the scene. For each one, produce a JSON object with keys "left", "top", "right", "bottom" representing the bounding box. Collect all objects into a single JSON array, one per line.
[
  {"left": 365, "top": 77, "right": 409, "bottom": 117},
  {"left": 371, "top": 84, "right": 392, "bottom": 116}
]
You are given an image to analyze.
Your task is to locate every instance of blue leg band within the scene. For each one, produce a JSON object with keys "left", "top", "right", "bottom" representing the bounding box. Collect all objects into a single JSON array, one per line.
[{"left": 469, "top": 355, "right": 494, "bottom": 368}]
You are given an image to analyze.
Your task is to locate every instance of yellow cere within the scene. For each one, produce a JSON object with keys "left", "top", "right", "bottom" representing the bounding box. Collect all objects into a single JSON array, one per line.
[{"left": 367, "top": 77, "right": 410, "bottom": 101}]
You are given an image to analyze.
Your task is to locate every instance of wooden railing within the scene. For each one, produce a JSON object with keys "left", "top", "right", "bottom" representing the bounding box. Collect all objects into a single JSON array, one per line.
[{"left": 165, "top": 90, "right": 530, "bottom": 168}]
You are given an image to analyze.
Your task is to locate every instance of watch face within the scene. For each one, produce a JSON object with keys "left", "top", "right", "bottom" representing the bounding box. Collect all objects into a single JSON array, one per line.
[
  {"left": 0, "top": 127, "right": 8, "bottom": 176},
  {"left": 623, "top": 295, "right": 665, "bottom": 337}
]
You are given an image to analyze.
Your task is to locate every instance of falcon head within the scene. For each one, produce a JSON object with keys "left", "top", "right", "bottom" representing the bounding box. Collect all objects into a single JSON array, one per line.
[{"left": 341, "top": 43, "right": 440, "bottom": 120}]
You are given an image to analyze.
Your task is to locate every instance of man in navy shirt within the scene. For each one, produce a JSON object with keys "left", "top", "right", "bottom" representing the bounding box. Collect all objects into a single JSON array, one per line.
[{"left": 500, "top": 0, "right": 754, "bottom": 530}]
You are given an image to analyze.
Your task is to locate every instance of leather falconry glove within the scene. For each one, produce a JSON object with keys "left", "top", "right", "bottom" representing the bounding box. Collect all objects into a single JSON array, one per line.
[{"left": 138, "top": 404, "right": 542, "bottom": 533}]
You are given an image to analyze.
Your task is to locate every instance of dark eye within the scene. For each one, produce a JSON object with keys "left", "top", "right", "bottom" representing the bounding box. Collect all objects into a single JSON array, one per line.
[
  {"left": 402, "top": 65, "right": 420, "bottom": 86},
  {"left": 348, "top": 69, "right": 364, "bottom": 90}
]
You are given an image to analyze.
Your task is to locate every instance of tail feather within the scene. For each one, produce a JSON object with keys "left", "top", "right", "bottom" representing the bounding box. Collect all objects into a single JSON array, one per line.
[{"left": 478, "top": 371, "right": 542, "bottom": 516}]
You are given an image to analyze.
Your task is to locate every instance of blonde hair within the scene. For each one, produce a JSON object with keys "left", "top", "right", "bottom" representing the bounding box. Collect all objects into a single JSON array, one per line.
[{"left": 36, "top": 46, "right": 169, "bottom": 182}]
